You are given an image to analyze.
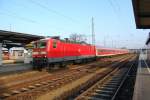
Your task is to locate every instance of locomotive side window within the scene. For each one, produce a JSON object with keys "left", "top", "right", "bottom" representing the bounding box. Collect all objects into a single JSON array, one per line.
[{"left": 53, "top": 40, "right": 57, "bottom": 48}]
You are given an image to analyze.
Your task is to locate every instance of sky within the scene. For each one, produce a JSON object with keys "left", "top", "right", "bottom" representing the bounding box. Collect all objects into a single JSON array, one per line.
[{"left": 0, "top": 0, "right": 150, "bottom": 49}]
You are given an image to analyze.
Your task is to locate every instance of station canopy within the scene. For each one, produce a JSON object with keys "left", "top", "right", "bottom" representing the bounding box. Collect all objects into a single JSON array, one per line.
[
  {"left": 0, "top": 30, "right": 45, "bottom": 48},
  {"left": 132, "top": 0, "right": 150, "bottom": 29}
]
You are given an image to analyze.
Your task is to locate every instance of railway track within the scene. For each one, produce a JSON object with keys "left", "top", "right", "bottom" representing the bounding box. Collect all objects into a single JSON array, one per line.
[
  {"left": 0, "top": 54, "right": 127, "bottom": 77},
  {"left": 43, "top": 55, "right": 136, "bottom": 100},
  {"left": 73, "top": 55, "right": 138, "bottom": 100},
  {"left": 0, "top": 54, "right": 133, "bottom": 100}
]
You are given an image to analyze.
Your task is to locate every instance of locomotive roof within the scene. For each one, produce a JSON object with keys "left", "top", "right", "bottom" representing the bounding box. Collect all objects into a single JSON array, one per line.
[
  {"left": 36, "top": 38, "right": 92, "bottom": 45},
  {"left": 60, "top": 39, "right": 91, "bottom": 45}
]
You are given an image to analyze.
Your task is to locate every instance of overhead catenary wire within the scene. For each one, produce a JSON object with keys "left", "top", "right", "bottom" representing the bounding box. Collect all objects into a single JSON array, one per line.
[
  {"left": 0, "top": 11, "right": 38, "bottom": 24},
  {"left": 28, "top": 0, "right": 79, "bottom": 23},
  {"left": 0, "top": 7, "right": 70, "bottom": 32},
  {"left": 1, "top": 0, "right": 91, "bottom": 36},
  {"left": 107, "top": 0, "right": 128, "bottom": 30},
  {"left": 115, "top": 0, "right": 121, "bottom": 12},
  {"left": 112, "top": 0, "right": 121, "bottom": 13},
  {"left": 8, "top": 0, "right": 87, "bottom": 34},
  {"left": 24, "top": 0, "right": 88, "bottom": 31},
  {"left": 107, "top": 0, "right": 121, "bottom": 22},
  {"left": 106, "top": 0, "right": 131, "bottom": 48}
]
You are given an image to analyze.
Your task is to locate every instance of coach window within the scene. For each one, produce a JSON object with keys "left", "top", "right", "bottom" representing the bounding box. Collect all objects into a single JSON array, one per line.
[{"left": 53, "top": 40, "right": 57, "bottom": 48}]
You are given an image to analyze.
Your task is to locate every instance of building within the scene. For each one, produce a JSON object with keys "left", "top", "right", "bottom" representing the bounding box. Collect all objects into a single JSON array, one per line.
[
  {"left": 9, "top": 47, "right": 27, "bottom": 61},
  {"left": 2, "top": 48, "right": 9, "bottom": 60}
]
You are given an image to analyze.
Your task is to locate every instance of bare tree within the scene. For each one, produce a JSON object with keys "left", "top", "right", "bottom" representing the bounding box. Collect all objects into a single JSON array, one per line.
[
  {"left": 69, "top": 33, "right": 78, "bottom": 42},
  {"left": 78, "top": 34, "right": 87, "bottom": 43},
  {"left": 69, "top": 33, "right": 87, "bottom": 43}
]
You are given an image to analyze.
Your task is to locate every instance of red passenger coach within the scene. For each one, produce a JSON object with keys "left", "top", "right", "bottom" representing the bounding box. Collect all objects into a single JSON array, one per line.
[
  {"left": 96, "top": 47, "right": 129, "bottom": 57},
  {"left": 32, "top": 38, "right": 96, "bottom": 69}
]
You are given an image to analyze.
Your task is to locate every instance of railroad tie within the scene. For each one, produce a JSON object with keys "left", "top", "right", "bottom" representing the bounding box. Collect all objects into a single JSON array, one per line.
[
  {"left": 79, "top": 95, "right": 91, "bottom": 100},
  {"left": 50, "top": 85, "right": 54, "bottom": 88},
  {"left": 69, "top": 78, "right": 73, "bottom": 81},
  {"left": 95, "top": 89, "right": 113, "bottom": 93},
  {"left": 35, "top": 83, "right": 41, "bottom": 87},
  {"left": 28, "top": 85, "right": 36, "bottom": 89},
  {"left": 57, "top": 78, "right": 63, "bottom": 80},
  {"left": 1, "top": 93, "right": 11, "bottom": 98},
  {"left": 99, "top": 87, "right": 115, "bottom": 91},
  {"left": 47, "top": 81, "right": 52, "bottom": 83},
  {"left": 103, "top": 84, "right": 118, "bottom": 88},
  {"left": 60, "top": 81, "right": 64, "bottom": 84},
  {"left": 64, "top": 75, "right": 69, "bottom": 77},
  {"left": 95, "top": 89, "right": 113, "bottom": 94},
  {"left": 110, "top": 79, "right": 121, "bottom": 82},
  {"left": 56, "top": 83, "right": 60, "bottom": 86},
  {"left": 112, "top": 76, "right": 121, "bottom": 79},
  {"left": 92, "top": 92, "right": 111, "bottom": 99},
  {"left": 52, "top": 79, "right": 58, "bottom": 81},
  {"left": 20, "top": 88, "right": 29, "bottom": 92},
  {"left": 109, "top": 80, "right": 120, "bottom": 83},
  {"left": 89, "top": 96, "right": 106, "bottom": 100},
  {"left": 11, "top": 90, "right": 20, "bottom": 94},
  {"left": 41, "top": 82, "right": 48, "bottom": 85},
  {"left": 105, "top": 82, "right": 119, "bottom": 86}
]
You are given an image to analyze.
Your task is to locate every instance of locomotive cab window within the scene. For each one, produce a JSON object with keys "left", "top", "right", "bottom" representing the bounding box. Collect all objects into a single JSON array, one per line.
[
  {"left": 35, "top": 41, "right": 47, "bottom": 48},
  {"left": 39, "top": 41, "right": 46, "bottom": 48},
  {"left": 53, "top": 40, "right": 57, "bottom": 48}
]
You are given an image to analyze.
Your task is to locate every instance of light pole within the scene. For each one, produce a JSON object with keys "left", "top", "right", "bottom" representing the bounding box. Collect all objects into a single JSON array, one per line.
[{"left": 91, "top": 17, "right": 95, "bottom": 46}]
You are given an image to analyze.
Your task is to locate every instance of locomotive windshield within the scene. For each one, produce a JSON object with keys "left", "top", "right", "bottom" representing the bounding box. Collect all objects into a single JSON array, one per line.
[{"left": 34, "top": 41, "right": 47, "bottom": 48}]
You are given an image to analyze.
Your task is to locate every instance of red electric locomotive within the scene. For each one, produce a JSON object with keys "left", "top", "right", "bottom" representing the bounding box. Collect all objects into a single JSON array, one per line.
[{"left": 32, "top": 37, "right": 96, "bottom": 69}]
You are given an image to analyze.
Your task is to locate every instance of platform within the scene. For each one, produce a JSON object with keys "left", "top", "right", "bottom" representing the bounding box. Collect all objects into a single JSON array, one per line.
[
  {"left": 0, "top": 63, "right": 32, "bottom": 75},
  {"left": 133, "top": 52, "right": 150, "bottom": 100}
]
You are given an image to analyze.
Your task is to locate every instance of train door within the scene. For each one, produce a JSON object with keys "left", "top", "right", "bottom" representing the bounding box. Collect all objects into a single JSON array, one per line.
[{"left": 50, "top": 39, "right": 63, "bottom": 62}]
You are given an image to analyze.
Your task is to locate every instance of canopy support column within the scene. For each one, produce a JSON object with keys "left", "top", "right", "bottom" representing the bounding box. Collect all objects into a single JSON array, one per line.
[{"left": 0, "top": 43, "right": 2, "bottom": 66}]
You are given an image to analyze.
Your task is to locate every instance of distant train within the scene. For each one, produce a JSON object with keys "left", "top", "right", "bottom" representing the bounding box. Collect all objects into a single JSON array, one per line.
[
  {"left": 96, "top": 47, "right": 129, "bottom": 57},
  {"left": 32, "top": 38, "right": 129, "bottom": 70}
]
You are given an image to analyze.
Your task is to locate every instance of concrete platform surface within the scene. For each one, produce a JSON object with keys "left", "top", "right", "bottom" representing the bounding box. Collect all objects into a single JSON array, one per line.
[
  {"left": 2, "top": 60, "right": 24, "bottom": 64},
  {"left": 133, "top": 52, "right": 150, "bottom": 100},
  {"left": 0, "top": 63, "right": 32, "bottom": 75}
]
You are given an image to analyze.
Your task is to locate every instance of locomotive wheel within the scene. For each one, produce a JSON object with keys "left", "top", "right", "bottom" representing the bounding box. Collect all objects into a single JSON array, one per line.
[
  {"left": 37, "top": 65, "right": 42, "bottom": 71},
  {"left": 47, "top": 64, "right": 54, "bottom": 71},
  {"left": 60, "top": 63, "right": 66, "bottom": 68},
  {"left": 32, "top": 66, "right": 37, "bottom": 70},
  {"left": 32, "top": 62, "right": 38, "bottom": 70},
  {"left": 84, "top": 59, "right": 88, "bottom": 63}
]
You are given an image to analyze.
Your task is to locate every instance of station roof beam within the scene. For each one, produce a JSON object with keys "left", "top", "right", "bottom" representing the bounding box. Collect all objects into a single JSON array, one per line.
[
  {"left": 0, "top": 30, "right": 45, "bottom": 44},
  {"left": 132, "top": 0, "right": 150, "bottom": 29}
]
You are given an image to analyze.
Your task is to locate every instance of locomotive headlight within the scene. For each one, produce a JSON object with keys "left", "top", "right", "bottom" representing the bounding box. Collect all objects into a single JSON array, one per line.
[
  {"left": 33, "top": 52, "right": 39, "bottom": 55},
  {"left": 40, "top": 51, "right": 47, "bottom": 54}
]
